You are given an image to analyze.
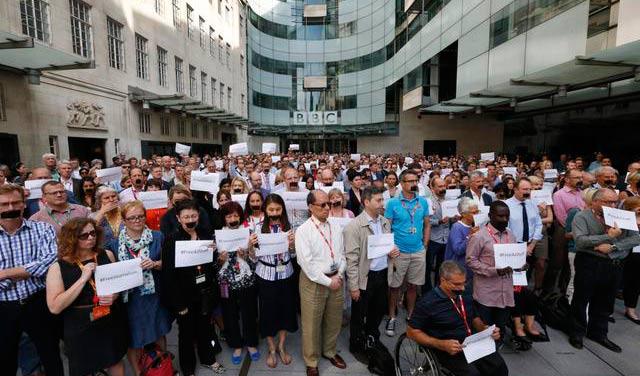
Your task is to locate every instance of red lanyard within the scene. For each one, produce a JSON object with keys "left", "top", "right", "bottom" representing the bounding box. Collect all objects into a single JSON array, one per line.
[
  {"left": 486, "top": 225, "right": 507, "bottom": 244},
  {"left": 312, "top": 218, "right": 334, "bottom": 260},
  {"left": 450, "top": 295, "right": 472, "bottom": 337}
]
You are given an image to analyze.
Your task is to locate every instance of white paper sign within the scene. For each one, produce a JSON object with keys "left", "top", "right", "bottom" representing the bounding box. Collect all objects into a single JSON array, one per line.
[
  {"left": 445, "top": 189, "right": 461, "bottom": 200},
  {"left": 118, "top": 187, "right": 136, "bottom": 203},
  {"left": 96, "top": 167, "right": 122, "bottom": 183},
  {"left": 24, "top": 179, "right": 53, "bottom": 199},
  {"left": 441, "top": 199, "right": 460, "bottom": 218},
  {"left": 531, "top": 190, "right": 553, "bottom": 206},
  {"left": 229, "top": 142, "right": 248, "bottom": 156},
  {"left": 367, "top": 233, "right": 394, "bottom": 259},
  {"left": 513, "top": 271, "right": 528, "bottom": 286},
  {"left": 271, "top": 156, "right": 281, "bottom": 163},
  {"left": 503, "top": 167, "right": 518, "bottom": 177},
  {"left": 255, "top": 233, "right": 289, "bottom": 257},
  {"left": 94, "top": 258, "right": 143, "bottom": 296},
  {"left": 289, "top": 144, "right": 300, "bottom": 151},
  {"left": 280, "top": 191, "right": 308, "bottom": 210},
  {"left": 479, "top": 205, "right": 490, "bottom": 215},
  {"left": 405, "top": 157, "right": 413, "bottom": 164},
  {"left": 602, "top": 206, "right": 639, "bottom": 231},
  {"left": 175, "top": 240, "right": 214, "bottom": 267},
  {"left": 175, "top": 142, "right": 191, "bottom": 155},
  {"left": 328, "top": 217, "right": 353, "bottom": 229},
  {"left": 262, "top": 142, "right": 277, "bottom": 154},
  {"left": 473, "top": 213, "right": 489, "bottom": 226},
  {"left": 441, "top": 168, "right": 453, "bottom": 176},
  {"left": 232, "top": 193, "right": 248, "bottom": 209},
  {"left": 493, "top": 243, "right": 527, "bottom": 269},
  {"left": 137, "top": 190, "right": 168, "bottom": 209},
  {"left": 215, "top": 228, "right": 251, "bottom": 252},
  {"left": 214, "top": 160, "right": 224, "bottom": 170},
  {"left": 544, "top": 169, "right": 558, "bottom": 179},
  {"left": 462, "top": 325, "right": 496, "bottom": 363},
  {"left": 480, "top": 152, "right": 495, "bottom": 161},
  {"left": 350, "top": 153, "right": 361, "bottom": 161},
  {"left": 633, "top": 245, "right": 640, "bottom": 254},
  {"left": 542, "top": 182, "right": 556, "bottom": 192},
  {"left": 476, "top": 168, "right": 488, "bottom": 176},
  {"left": 190, "top": 171, "right": 220, "bottom": 193}
]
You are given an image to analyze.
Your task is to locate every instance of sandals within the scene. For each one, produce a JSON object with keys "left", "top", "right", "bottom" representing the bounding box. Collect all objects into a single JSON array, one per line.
[
  {"left": 278, "top": 346, "right": 293, "bottom": 365},
  {"left": 266, "top": 350, "right": 278, "bottom": 368},
  {"left": 203, "top": 362, "right": 226, "bottom": 374},
  {"left": 527, "top": 331, "right": 549, "bottom": 342}
]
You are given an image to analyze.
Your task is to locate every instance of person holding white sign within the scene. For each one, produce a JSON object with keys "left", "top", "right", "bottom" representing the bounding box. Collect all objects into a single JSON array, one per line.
[
  {"left": 568, "top": 188, "right": 640, "bottom": 353},
  {"left": 466, "top": 201, "right": 519, "bottom": 346},
  {"left": 444, "top": 197, "right": 480, "bottom": 275},
  {"left": 407, "top": 261, "right": 507, "bottom": 376},
  {"left": 528, "top": 176, "right": 554, "bottom": 291},
  {"left": 281, "top": 167, "right": 310, "bottom": 229},
  {"left": 505, "top": 178, "right": 543, "bottom": 258},
  {"left": 45, "top": 218, "right": 127, "bottom": 376},
  {"left": 621, "top": 197, "right": 640, "bottom": 325},
  {"left": 424, "top": 177, "right": 455, "bottom": 293},
  {"left": 160, "top": 200, "right": 224, "bottom": 375},
  {"left": 343, "top": 187, "right": 399, "bottom": 356},
  {"left": 253, "top": 194, "right": 298, "bottom": 368},
  {"left": 108, "top": 201, "right": 172, "bottom": 375},
  {"left": 216, "top": 201, "right": 260, "bottom": 364}
]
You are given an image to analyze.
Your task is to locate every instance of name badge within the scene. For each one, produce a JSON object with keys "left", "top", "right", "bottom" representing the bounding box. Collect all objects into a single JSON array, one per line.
[
  {"left": 276, "top": 264, "right": 286, "bottom": 273},
  {"left": 195, "top": 274, "right": 206, "bottom": 284}
]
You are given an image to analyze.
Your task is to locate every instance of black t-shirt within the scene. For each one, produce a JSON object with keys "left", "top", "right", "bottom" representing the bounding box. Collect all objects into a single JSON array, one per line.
[{"left": 408, "top": 287, "right": 476, "bottom": 343}]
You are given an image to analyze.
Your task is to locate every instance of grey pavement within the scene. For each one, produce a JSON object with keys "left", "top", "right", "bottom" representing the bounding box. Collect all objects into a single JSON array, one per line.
[{"left": 52, "top": 300, "right": 640, "bottom": 376}]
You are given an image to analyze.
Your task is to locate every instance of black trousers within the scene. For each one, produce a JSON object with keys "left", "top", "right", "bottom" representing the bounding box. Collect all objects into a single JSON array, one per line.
[
  {"left": 423, "top": 241, "right": 447, "bottom": 293},
  {"left": 0, "top": 289, "right": 64, "bottom": 376},
  {"left": 571, "top": 253, "right": 622, "bottom": 340},
  {"left": 623, "top": 253, "right": 640, "bottom": 308},
  {"left": 434, "top": 349, "right": 509, "bottom": 376},
  {"left": 176, "top": 299, "right": 220, "bottom": 375},
  {"left": 474, "top": 302, "right": 511, "bottom": 343},
  {"left": 221, "top": 286, "right": 259, "bottom": 349},
  {"left": 350, "top": 268, "right": 388, "bottom": 346}
]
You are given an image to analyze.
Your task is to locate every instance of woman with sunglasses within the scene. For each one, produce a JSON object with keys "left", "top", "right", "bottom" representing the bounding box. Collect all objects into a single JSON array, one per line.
[
  {"left": 254, "top": 194, "right": 297, "bottom": 368},
  {"left": 328, "top": 188, "right": 354, "bottom": 218},
  {"left": 45, "top": 218, "right": 127, "bottom": 376},
  {"left": 110, "top": 201, "right": 172, "bottom": 375}
]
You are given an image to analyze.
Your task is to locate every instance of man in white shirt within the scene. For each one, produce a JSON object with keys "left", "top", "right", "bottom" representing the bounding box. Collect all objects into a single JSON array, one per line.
[{"left": 296, "top": 190, "right": 347, "bottom": 376}]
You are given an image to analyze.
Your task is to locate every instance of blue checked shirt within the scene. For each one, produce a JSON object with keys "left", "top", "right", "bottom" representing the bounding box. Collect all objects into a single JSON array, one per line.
[{"left": 0, "top": 220, "right": 58, "bottom": 301}]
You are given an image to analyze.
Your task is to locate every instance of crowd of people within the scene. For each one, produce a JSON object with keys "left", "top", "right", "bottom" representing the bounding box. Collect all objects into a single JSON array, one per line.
[{"left": 1, "top": 149, "right": 639, "bottom": 376}]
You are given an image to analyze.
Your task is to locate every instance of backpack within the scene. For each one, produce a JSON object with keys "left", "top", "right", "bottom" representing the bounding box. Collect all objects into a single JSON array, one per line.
[
  {"left": 538, "top": 291, "right": 572, "bottom": 333},
  {"left": 365, "top": 336, "right": 395, "bottom": 376},
  {"left": 139, "top": 344, "right": 175, "bottom": 376}
]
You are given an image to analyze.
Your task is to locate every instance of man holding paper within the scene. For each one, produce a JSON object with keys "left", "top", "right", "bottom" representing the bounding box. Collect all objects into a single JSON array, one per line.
[
  {"left": 424, "top": 177, "right": 453, "bottom": 292},
  {"left": 568, "top": 188, "right": 640, "bottom": 353},
  {"left": 344, "top": 187, "right": 399, "bottom": 356},
  {"left": 505, "top": 178, "right": 543, "bottom": 257},
  {"left": 407, "top": 261, "right": 507, "bottom": 376}
]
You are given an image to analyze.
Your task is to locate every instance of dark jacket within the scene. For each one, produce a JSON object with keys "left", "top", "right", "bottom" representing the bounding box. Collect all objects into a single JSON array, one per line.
[
  {"left": 160, "top": 226, "right": 218, "bottom": 314},
  {"left": 346, "top": 188, "right": 363, "bottom": 217},
  {"left": 461, "top": 189, "right": 493, "bottom": 207},
  {"left": 160, "top": 206, "right": 212, "bottom": 237}
]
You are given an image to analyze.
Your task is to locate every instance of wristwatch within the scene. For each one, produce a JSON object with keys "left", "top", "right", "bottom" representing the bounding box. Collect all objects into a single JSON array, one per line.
[{"left": 610, "top": 244, "right": 618, "bottom": 252}]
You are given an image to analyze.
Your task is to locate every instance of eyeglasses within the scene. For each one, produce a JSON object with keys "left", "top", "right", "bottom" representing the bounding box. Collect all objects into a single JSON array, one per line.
[
  {"left": 125, "top": 215, "right": 145, "bottom": 222},
  {"left": 403, "top": 179, "right": 419, "bottom": 184},
  {"left": 78, "top": 230, "right": 97, "bottom": 240},
  {"left": 314, "top": 202, "right": 331, "bottom": 209},
  {"left": 45, "top": 190, "right": 66, "bottom": 196}
]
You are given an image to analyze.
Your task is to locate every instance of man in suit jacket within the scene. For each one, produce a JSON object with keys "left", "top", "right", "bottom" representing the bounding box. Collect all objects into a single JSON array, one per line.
[
  {"left": 57, "top": 160, "right": 83, "bottom": 198},
  {"left": 344, "top": 186, "right": 400, "bottom": 355},
  {"left": 462, "top": 171, "right": 493, "bottom": 207}
]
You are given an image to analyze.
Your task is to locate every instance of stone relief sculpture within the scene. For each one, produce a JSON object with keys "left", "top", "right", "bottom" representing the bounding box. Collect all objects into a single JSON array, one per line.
[{"left": 66, "top": 100, "right": 105, "bottom": 128}]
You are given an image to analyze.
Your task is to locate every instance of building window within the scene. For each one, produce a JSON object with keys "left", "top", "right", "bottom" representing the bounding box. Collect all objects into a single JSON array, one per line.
[
  {"left": 225, "top": 43, "right": 231, "bottom": 68},
  {"left": 211, "top": 78, "right": 217, "bottom": 107},
  {"left": 189, "top": 65, "right": 197, "bottom": 97},
  {"left": 161, "top": 115, "right": 171, "bottom": 135},
  {"left": 218, "top": 0, "right": 222, "bottom": 15},
  {"left": 139, "top": 112, "right": 151, "bottom": 133},
  {"left": 240, "top": 54, "right": 245, "bottom": 75},
  {"left": 186, "top": 4, "right": 194, "bottom": 40},
  {"left": 191, "top": 120, "right": 199, "bottom": 138},
  {"left": 199, "top": 17, "right": 206, "bottom": 48},
  {"left": 172, "top": 0, "right": 180, "bottom": 28},
  {"left": 155, "top": 0, "right": 164, "bottom": 15},
  {"left": 239, "top": 14, "right": 244, "bottom": 29},
  {"left": 227, "top": 87, "right": 232, "bottom": 111},
  {"left": 201, "top": 72, "right": 208, "bottom": 104},
  {"left": 240, "top": 93, "right": 245, "bottom": 108},
  {"left": 157, "top": 46, "right": 168, "bottom": 87},
  {"left": 48, "top": 135, "right": 58, "bottom": 155},
  {"left": 219, "top": 82, "right": 225, "bottom": 108},
  {"left": 209, "top": 27, "right": 216, "bottom": 56},
  {"left": 106, "top": 17, "right": 124, "bottom": 70},
  {"left": 135, "top": 33, "right": 149, "bottom": 79},
  {"left": 175, "top": 56, "right": 184, "bottom": 93},
  {"left": 177, "top": 118, "right": 186, "bottom": 137},
  {"left": 218, "top": 36, "right": 224, "bottom": 62},
  {"left": 20, "top": 0, "right": 50, "bottom": 43},
  {"left": 69, "top": 0, "right": 92, "bottom": 58}
]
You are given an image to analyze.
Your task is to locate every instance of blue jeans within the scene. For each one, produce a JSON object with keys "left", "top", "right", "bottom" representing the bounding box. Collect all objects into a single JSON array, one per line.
[{"left": 18, "top": 333, "right": 43, "bottom": 376}]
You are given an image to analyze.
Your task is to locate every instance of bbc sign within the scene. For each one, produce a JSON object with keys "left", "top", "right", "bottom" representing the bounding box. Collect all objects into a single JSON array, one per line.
[{"left": 293, "top": 111, "right": 339, "bottom": 125}]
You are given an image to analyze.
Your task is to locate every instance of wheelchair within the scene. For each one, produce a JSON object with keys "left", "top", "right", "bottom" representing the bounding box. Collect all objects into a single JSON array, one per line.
[{"left": 395, "top": 333, "right": 454, "bottom": 376}]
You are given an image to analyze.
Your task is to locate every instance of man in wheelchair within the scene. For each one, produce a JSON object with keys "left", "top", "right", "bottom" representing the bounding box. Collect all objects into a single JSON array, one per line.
[{"left": 406, "top": 261, "right": 509, "bottom": 376}]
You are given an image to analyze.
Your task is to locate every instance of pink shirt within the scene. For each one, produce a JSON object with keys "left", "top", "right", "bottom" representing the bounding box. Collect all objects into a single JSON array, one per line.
[
  {"left": 552, "top": 186, "right": 585, "bottom": 227},
  {"left": 29, "top": 204, "right": 90, "bottom": 233}
]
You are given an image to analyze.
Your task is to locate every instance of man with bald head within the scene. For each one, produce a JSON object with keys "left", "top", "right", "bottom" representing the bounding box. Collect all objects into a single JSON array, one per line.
[
  {"left": 319, "top": 168, "right": 335, "bottom": 187},
  {"left": 568, "top": 188, "right": 640, "bottom": 352},
  {"left": 248, "top": 171, "right": 270, "bottom": 198}
]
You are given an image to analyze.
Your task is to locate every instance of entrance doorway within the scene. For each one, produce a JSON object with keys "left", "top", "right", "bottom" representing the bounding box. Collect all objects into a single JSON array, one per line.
[
  {"left": 0, "top": 133, "right": 19, "bottom": 167},
  {"left": 424, "top": 140, "right": 456, "bottom": 156},
  {"left": 68, "top": 137, "right": 106, "bottom": 164}
]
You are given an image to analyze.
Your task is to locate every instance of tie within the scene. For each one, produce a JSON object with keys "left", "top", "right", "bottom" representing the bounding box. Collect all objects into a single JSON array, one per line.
[{"left": 521, "top": 202, "right": 529, "bottom": 242}]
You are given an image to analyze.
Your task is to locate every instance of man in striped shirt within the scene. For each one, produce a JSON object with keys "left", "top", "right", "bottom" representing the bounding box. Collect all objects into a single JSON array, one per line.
[{"left": 0, "top": 184, "right": 63, "bottom": 376}]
